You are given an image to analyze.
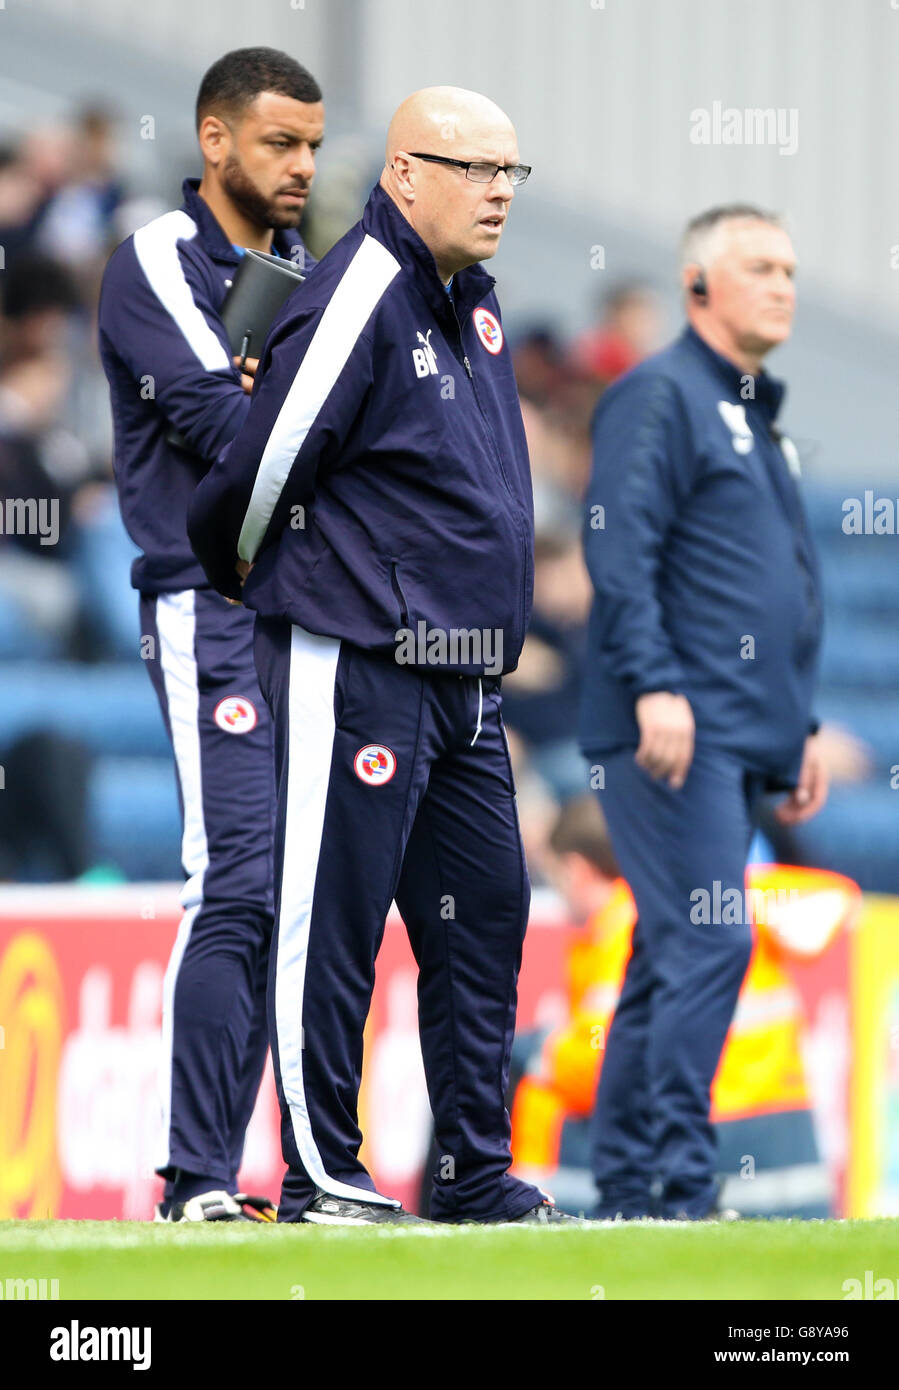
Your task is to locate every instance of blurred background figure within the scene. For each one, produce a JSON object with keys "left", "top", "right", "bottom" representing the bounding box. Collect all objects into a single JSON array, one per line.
[
  {"left": 0, "top": 253, "right": 84, "bottom": 657},
  {"left": 579, "top": 205, "right": 828, "bottom": 1221},
  {"left": 0, "top": 142, "right": 46, "bottom": 268},
  {"left": 33, "top": 104, "right": 124, "bottom": 280},
  {"left": 509, "top": 795, "right": 860, "bottom": 1219},
  {"left": 502, "top": 526, "right": 592, "bottom": 805},
  {"left": 571, "top": 279, "right": 664, "bottom": 385}
]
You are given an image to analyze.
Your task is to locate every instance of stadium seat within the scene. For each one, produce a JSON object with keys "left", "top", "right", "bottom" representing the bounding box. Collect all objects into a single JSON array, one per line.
[
  {"left": 791, "top": 784, "right": 899, "bottom": 894},
  {"left": 3, "top": 662, "right": 169, "bottom": 757},
  {"left": 89, "top": 755, "right": 181, "bottom": 880}
]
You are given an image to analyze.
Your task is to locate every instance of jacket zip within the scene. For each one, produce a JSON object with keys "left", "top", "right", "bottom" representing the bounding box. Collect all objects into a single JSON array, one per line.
[
  {"left": 445, "top": 300, "right": 530, "bottom": 648},
  {"left": 390, "top": 560, "right": 410, "bottom": 627},
  {"left": 446, "top": 302, "right": 515, "bottom": 498}
]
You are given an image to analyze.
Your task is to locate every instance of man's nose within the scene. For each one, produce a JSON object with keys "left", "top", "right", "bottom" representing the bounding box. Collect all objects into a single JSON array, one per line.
[
  {"left": 491, "top": 169, "right": 515, "bottom": 200},
  {"left": 289, "top": 145, "right": 316, "bottom": 182}
]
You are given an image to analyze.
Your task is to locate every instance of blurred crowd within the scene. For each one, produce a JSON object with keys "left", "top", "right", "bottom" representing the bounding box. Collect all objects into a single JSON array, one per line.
[
  {"left": 495, "top": 290, "right": 873, "bottom": 887},
  {"left": 0, "top": 107, "right": 145, "bottom": 880},
  {"left": 0, "top": 102, "right": 876, "bottom": 886},
  {"left": 0, "top": 104, "right": 139, "bottom": 663},
  {"left": 496, "top": 284, "right": 669, "bottom": 880}
]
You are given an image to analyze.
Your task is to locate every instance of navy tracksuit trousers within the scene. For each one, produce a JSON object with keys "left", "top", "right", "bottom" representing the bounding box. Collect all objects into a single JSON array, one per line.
[
  {"left": 254, "top": 618, "right": 544, "bottom": 1223},
  {"left": 141, "top": 589, "right": 274, "bottom": 1194},
  {"left": 590, "top": 744, "right": 767, "bottom": 1219}
]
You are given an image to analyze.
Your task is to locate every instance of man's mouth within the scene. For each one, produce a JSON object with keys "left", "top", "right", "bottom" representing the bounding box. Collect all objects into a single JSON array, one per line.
[
  {"left": 279, "top": 188, "right": 308, "bottom": 201},
  {"left": 479, "top": 215, "right": 505, "bottom": 231}
]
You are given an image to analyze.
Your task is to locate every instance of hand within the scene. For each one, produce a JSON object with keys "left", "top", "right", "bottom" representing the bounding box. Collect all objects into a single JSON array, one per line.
[
  {"left": 224, "top": 558, "right": 253, "bottom": 605},
  {"left": 234, "top": 354, "right": 259, "bottom": 395},
  {"left": 635, "top": 691, "right": 695, "bottom": 790},
  {"left": 775, "top": 735, "right": 829, "bottom": 824}
]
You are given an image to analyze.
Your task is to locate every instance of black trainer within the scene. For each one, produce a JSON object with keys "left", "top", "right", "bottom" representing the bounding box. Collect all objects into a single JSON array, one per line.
[
  {"left": 161, "top": 1190, "right": 278, "bottom": 1223},
  {"left": 508, "top": 1198, "right": 590, "bottom": 1225},
  {"left": 301, "top": 1189, "right": 425, "bottom": 1226}
]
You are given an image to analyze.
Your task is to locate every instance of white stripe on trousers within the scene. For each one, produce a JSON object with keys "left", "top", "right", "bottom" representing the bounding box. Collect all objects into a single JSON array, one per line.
[
  {"left": 275, "top": 624, "right": 399, "bottom": 1205},
  {"left": 153, "top": 590, "right": 210, "bottom": 1169}
]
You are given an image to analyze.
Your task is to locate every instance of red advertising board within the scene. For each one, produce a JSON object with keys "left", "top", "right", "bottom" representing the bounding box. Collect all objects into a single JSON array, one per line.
[{"left": 0, "top": 885, "right": 850, "bottom": 1219}]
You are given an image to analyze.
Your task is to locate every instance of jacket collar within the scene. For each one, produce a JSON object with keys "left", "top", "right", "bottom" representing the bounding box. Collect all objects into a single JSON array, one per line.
[
  {"left": 682, "top": 323, "right": 785, "bottom": 419},
  {"left": 180, "top": 177, "right": 309, "bottom": 268},
  {"left": 361, "top": 182, "right": 496, "bottom": 320}
]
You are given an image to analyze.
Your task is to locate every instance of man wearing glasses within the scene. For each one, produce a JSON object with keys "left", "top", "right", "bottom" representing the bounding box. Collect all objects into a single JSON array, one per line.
[{"left": 189, "top": 87, "right": 573, "bottom": 1225}]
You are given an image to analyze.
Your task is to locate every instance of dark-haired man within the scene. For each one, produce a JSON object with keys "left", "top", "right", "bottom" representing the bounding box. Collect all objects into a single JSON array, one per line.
[
  {"left": 98, "top": 47, "right": 323, "bottom": 1222},
  {"left": 579, "top": 205, "right": 826, "bottom": 1221}
]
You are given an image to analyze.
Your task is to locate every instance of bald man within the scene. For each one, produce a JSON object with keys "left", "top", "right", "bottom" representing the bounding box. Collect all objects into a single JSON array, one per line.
[{"left": 190, "top": 89, "right": 571, "bottom": 1224}]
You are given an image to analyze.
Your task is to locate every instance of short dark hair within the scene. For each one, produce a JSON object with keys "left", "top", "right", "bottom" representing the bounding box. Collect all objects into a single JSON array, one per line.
[
  {"left": 549, "top": 795, "right": 620, "bottom": 881},
  {"left": 196, "top": 47, "right": 322, "bottom": 130}
]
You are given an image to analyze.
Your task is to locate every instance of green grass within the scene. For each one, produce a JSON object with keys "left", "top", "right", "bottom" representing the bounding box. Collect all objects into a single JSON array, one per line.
[{"left": 1, "top": 1219, "right": 897, "bottom": 1300}]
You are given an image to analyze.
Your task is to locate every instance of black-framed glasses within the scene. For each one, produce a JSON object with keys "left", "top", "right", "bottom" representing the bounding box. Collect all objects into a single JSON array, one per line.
[{"left": 408, "top": 152, "right": 531, "bottom": 186}]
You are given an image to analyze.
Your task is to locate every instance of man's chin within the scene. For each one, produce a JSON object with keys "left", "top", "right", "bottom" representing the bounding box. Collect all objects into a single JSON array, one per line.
[
  {"left": 267, "top": 207, "right": 303, "bottom": 231},
  {"left": 746, "top": 324, "right": 791, "bottom": 358},
  {"left": 470, "top": 234, "right": 501, "bottom": 263}
]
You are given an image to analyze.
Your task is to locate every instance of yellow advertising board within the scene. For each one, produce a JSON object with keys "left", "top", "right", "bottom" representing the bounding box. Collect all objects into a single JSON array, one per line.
[{"left": 848, "top": 895, "right": 899, "bottom": 1217}]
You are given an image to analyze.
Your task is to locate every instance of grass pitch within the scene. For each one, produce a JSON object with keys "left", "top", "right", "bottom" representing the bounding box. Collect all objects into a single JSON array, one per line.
[{"left": 1, "top": 1218, "right": 897, "bottom": 1300}]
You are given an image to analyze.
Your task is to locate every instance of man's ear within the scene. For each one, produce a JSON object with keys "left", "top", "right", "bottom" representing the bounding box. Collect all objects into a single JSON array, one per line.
[
  {"left": 198, "top": 115, "right": 231, "bottom": 169},
  {"left": 390, "top": 152, "right": 416, "bottom": 204}
]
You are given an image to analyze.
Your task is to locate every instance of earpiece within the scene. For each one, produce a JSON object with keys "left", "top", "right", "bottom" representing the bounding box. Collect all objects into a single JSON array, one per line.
[{"left": 691, "top": 270, "right": 708, "bottom": 303}]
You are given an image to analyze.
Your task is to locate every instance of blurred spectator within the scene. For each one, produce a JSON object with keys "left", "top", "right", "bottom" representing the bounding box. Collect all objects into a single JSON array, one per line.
[
  {"left": 0, "top": 250, "right": 135, "bottom": 659},
  {"left": 514, "top": 330, "right": 600, "bottom": 506},
  {"left": 0, "top": 254, "right": 86, "bottom": 655},
  {"left": 571, "top": 278, "right": 664, "bottom": 383},
  {"left": 0, "top": 731, "right": 92, "bottom": 881},
  {"left": 503, "top": 527, "right": 592, "bottom": 805},
  {"left": 512, "top": 324, "right": 571, "bottom": 409},
  {"left": 509, "top": 795, "right": 857, "bottom": 1218},
  {"left": 34, "top": 105, "right": 124, "bottom": 280},
  {"left": 0, "top": 143, "right": 46, "bottom": 268}
]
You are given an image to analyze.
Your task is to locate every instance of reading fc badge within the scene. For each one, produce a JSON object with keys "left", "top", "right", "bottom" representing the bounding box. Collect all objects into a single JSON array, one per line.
[
  {"left": 353, "top": 744, "right": 397, "bottom": 785},
  {"left": 213, "top": 696, "right": 258, "bottom": 734},
  {"left": 473, "top": 306, "right": 503, "bottom": 355}
]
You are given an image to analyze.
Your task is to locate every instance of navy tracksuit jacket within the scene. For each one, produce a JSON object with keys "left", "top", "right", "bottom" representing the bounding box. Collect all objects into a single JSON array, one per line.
[
  {"left": 579, "top": 325, "right": 821, "bottom": 784},
  {"left": 189, "top": 182, "right": 544, "bottom": 1221},
  {"left": 579, "top": 327, "right": 823, "bottom": 1219},
  {"left": 98, "top": 179, "right": 314, "bottom": 1198}
]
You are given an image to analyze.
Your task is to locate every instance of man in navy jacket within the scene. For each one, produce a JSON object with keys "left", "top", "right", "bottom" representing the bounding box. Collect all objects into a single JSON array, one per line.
[
  {"left": 190, "top": 87, "right": 568, "bottom": 1225},
  {"left": 579, "top": 205, "right": 827, "bottom": 1220},
  {"left": 98, "top": 48, "right": 321, "bottom": 1222}
]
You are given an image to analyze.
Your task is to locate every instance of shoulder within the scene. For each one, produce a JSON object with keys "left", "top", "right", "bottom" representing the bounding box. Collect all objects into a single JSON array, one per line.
[
  {"left": 295, "top": 224, "right": 400, "bottom": 309},
  {"left": 101, "top": 208, "right": 206, "bottom": 296},
  {"left": 267, "top": 225, "right": 404, "bottom": 353},
  {"left": 594, "top": 344, "right": 693, "bottom": 428}
]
